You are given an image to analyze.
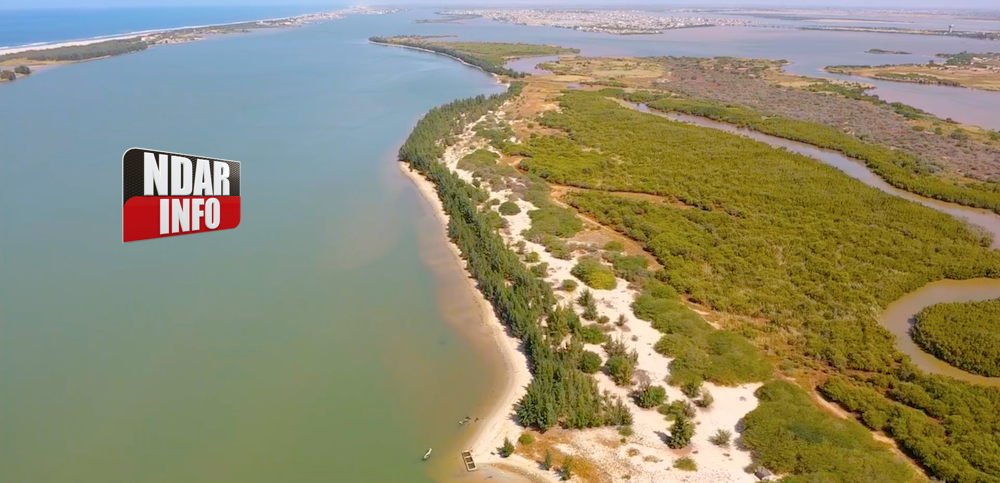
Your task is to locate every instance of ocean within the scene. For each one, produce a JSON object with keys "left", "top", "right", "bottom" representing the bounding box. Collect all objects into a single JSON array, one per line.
[{"left": 0, "top": 6, "right": 341, "bottom": 48}]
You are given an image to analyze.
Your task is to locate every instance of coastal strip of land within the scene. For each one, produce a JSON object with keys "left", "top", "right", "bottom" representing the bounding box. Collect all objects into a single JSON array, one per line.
[
  {"left": 824, "top": 52, "right": 1000, "bottom": 92},
  {"left": 0, "top": 6, "right": 403, "bottom": 83}
]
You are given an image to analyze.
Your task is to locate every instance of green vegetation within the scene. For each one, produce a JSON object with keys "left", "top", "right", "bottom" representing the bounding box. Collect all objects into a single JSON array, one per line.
[
  {"left": 867, "top": 49, "right": 912, "bottom": 54},
  {"left": 500, "top": 437, "right": 515, "bottom": 457},
  {"left": 0, "top": 39, "right": 147, "bottom": 62},
  {"left": 521, "top": 90, "right": 1000, "bottom": 372},
  {"left": 936, "top": 51, "right": 1000, "bottom": 66},
  {"left": 912, "top": 299, "right": 1000, "bottom": 377},
  {"left": 604, "top": 337, "right": 638, "bottom": 386},
  {"left": 666, "top": 415, "right": 694, "bottom": 449},
  {"left": 560, "top": 279, "right": 578, "bottom": 291},
  {"left": 561, "top": 456, "right": 574, "bottom": 481},
  {"left": 618, "top": 91, "right": 1000, "bottom": 214},
  {"left": 709, "top": 429, "right": 732, "bottom": 447},
  {"left": 605, "top": 251, "right": 649, "bottom": 282},
  {"left": 542, "top": 450, "right": 553, "bottom": 470},
  {"left": 578, "top": 289, "right": 598, "bottom": 320},
  {"left": 579, "top": 351, "right": 603, "bottom": 374},
  {"left": 673, "top": 456, "right": 697, "bottom": 471},
  {"left": 369, "top": 36, "right": 577, "bottom": 78},
  {"left": 398, "top": 84, "right": 631, "bottom": 433},
  {"left": 694, "top": 390, "right": 714, "bottom": 408},
  {"left": 658, "top": 400, "right": 695, "bottom": 420},
  {"left": 631, "top": 383, "right": 667, "bottom": 408},
  {"left": 820, "top": 375, "right": 1000, "bottom": 483},
  {"left": 457, "top": 149, "right": 516, "bottom": 186},
  {"left": 636, "top": 283, "right": 771, "bottom": 387},
  {"left": 571, "top": 256, "right": 617, "bottom": 290},
  {"left": 499, "top": 201, "right": 521, "bottom": 215},
  {"left": 0, "top": 70, "right": 15, "bottom": 81},
  {"left": 743, "top": 381, "right": 915, "bottom": 483},
  {"left": 515, "top": 88, "right": 1000, "bottom": 480},
  {"left": 13, "top": 65, "right": 30, "bottom": 75},
  {"left": 518, "top": 432, "right": 535, "bottom": 445}
]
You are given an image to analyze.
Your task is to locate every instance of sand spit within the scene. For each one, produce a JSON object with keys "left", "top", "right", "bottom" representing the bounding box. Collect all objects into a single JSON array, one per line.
[{"left": 402, "top": 108, "right": 763, "bottom": 482}]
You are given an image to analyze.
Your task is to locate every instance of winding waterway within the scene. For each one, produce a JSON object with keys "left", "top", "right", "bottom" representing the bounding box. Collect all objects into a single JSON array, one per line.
[{"left": 627, "top": 102, "right": 1000, "bottom": 384}]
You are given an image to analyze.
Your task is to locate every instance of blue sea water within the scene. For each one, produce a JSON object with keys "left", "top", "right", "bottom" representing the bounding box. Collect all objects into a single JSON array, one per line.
[{"left": 0, "top": 6, "right": 341, "bottom": 48}]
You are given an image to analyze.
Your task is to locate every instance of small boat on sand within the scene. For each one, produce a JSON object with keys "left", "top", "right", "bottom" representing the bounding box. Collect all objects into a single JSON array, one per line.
[{"left": 423, "top": 448, "right": 433, "bottom": 461}]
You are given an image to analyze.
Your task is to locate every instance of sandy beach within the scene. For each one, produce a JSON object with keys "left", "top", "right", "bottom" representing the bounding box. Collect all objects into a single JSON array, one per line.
[{"left": 397, "top": 162, "right": 533, "bottom": 469}]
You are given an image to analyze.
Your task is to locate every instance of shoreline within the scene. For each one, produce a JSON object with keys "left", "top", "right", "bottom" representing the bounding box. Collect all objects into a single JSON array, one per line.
[
  {"left": 369, "top": 40, "right": 506, "bottom": 85},
  {"left": 0, "top": 9, "right": 349, "bottom": 56},
  {"left": 396, "top": 161, "right": 533, "bottom": 477}
]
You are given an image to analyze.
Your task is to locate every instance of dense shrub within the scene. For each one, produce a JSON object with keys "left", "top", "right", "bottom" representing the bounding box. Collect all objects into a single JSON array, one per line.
[
  {"left": 742, "top": 381, "right": 914, "bottom": 483},
  {"left": 631, "top": 383, "right": 667, "bottom": 408},
  {"left": 499, "top": 201, "right": 521, "bottom": 215},
  {"left": 912, "top": 299, "right": 1000, "bottom": 376},
  {"left": 571, "top": 256, "right": 618, "bottom": 290}
]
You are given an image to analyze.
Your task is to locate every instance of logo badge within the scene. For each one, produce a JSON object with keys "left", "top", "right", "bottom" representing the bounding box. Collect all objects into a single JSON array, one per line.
[{"left": 122, "top": 148, "right": 241, "bottom": 242}]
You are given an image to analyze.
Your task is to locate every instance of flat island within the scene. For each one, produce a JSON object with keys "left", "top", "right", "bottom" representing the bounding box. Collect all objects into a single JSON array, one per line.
[
  {"left": 384, "top": 38, "right": 1000, "bottom": 483},
  {"left": 826, "top": 52, "right": 1000, "bottom": 91},
  {"left": 0, "top": 7, "right": 402, "bottom": 84},
  {"left": 866, "top": 48, "right": 912, "bottom": 54}
]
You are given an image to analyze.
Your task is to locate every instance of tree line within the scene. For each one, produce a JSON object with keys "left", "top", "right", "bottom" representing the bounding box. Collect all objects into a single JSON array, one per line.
[
  {"left": 0, "top": 39, "right": 148, "bottom": 63},
  {"left": 397, "top": 82, "right": 632, "bottom": 432}
]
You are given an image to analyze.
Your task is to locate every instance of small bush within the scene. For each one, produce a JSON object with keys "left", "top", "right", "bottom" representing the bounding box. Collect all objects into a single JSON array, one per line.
[
  {"left": 949, "top": 129, "right": 969, "bottom": 141},
  {"left": 500, "top": 437, "right": 515, "bottom": 457},
  {"left": 578, "top": 324, "right": 609, "bottom": 344},
  {"left": 14, "top": 64, "right": 31, "bottom": 75},
  {"left": 695, "top": 391, "right": 714, "bottom": 408},
  {"left": 709, "top": 429, "right": 732, "bottom": 447},
  {"left": 605, "top": 354, "right": 637, "bottom": 386},
  {"left": 578, "top": 289, "right": 599, "bottom": 320},
  {"left": 560, "top": 279, "right": 578, "bottom": 291},
  {"left": 597, "top": 315, "right": 610, "bottom": 324},
  {"left": 525, "top": 252, "right": 540, "bottom": 263},
  {"left": 631, "top": 383, "right": 667, "bottom": 408},
  {"left": 658, "top": 400, "right": 696, "bottom": 420},
  {"left": 561, "top": 456, "right": 574, "bottom": 481},
  {"left": 674, "top": 456, "right": 697, "bottom": 471},
  {"left": 579, "top": 351, "right": 603, "bottom": 373},
  {"left": 499, "top": 201, "right": 521, "bottom": 215},
  {"left": 531, "top": 262, "right": 549, "bottom": 277},
  {"left": 615, "top": 314, "right": 627, "bottom": 327},
  {"left": 604, "top": 241, "right": 624, "bottom": 252},
  {"left": 542, "top": 450, "right": 553, "bottom": 470},
  {"left": 618, "top": 425, "right": 634, "bottom": 437},
  {"left": 666, "top": 415, "right": 695, "bottom": 449},
  {"left": 681, "top": 380, "right": 702, "bottom": 399},
  {"left": 518, "top": 433, "right": 535, "bottom": 445}
]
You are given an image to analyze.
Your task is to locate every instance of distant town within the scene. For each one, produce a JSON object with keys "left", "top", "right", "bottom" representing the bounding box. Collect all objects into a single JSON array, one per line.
[{"left": 440, "top": 9, "right": 758, "bottom": 35}]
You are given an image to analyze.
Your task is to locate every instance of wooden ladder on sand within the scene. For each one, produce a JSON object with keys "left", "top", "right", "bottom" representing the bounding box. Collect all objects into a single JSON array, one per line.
[{"left": 461, "top": 451, "right": 477, "bottom": 472}]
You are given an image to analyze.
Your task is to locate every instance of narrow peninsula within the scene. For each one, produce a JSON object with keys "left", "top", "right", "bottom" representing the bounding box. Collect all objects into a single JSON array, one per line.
[{"left": 388, "top": 38, "right": 1000, "bottom": 483}]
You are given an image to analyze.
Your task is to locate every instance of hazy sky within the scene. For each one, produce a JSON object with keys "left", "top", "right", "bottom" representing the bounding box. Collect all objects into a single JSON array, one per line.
[{"left": 5, "top": 0, "right": 1000, "bottom": 10}]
